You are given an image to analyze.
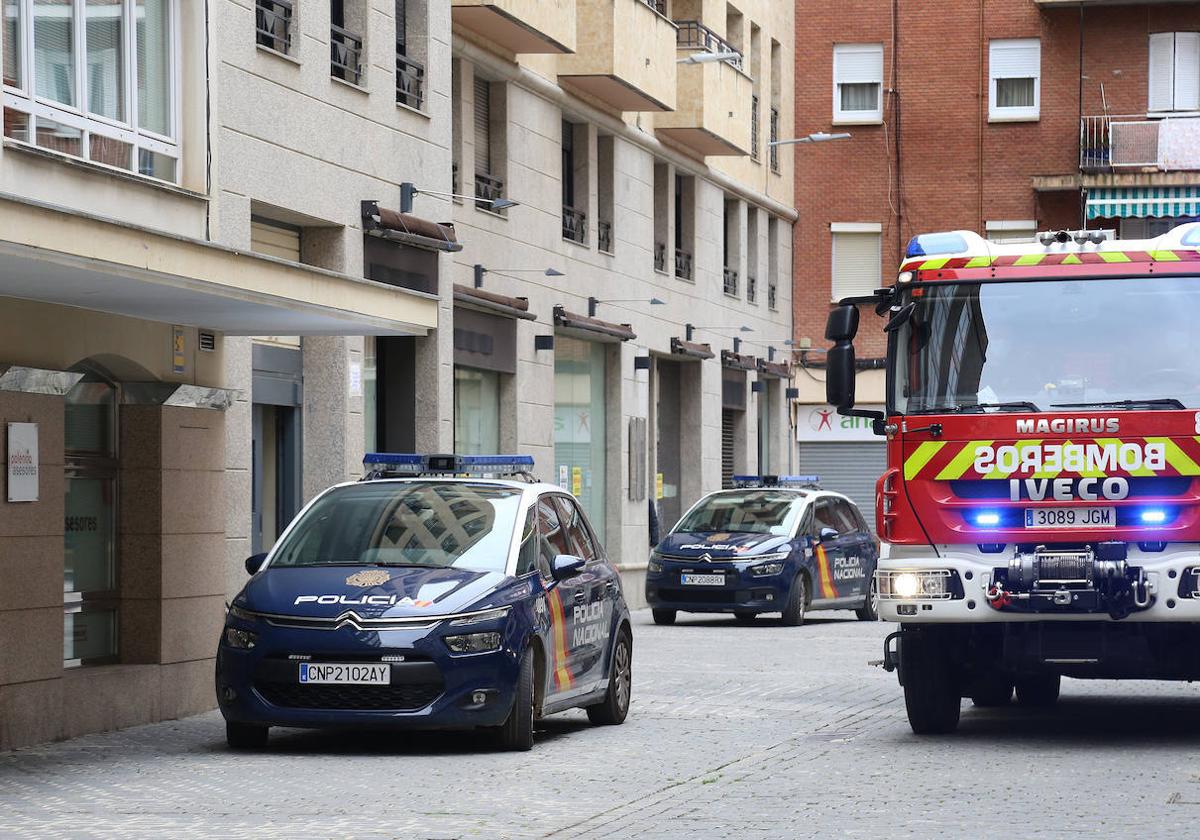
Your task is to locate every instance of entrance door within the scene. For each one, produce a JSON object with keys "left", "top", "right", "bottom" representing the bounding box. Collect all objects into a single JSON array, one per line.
[{"left": 252, "top": 404, "right": 300, "bottom": 553}]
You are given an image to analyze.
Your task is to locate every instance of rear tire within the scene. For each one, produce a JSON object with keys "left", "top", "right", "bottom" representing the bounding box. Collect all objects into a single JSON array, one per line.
[
  {"left": 970, "top": 674, "right": 1014, "bottom": 707},
  {"left": 225, "top": 721, "right": 268, "bottom": 750},
  {"left": 780, "top": 574, "right": 807, "bottom": 626},
  {"left": 855, "top": 576, "right": 879, "bottom": 622},
  {"left": 1015, "top": 674, "right": 1061, "bottom": 707},
  {"left": 587, "top": 630, "right": 632, "bottom": 726},
  {"left": 651, "top": 608, "right": 677, "bottom": 626},
  {"left": 900, "top": 633, "right": 961, "bottom": 734},
  {"left": 498, "top": 649, "right": 535, "bottom": 751},
  {"left": 733, "top": 610, "right": 757, "bottom": 623}
]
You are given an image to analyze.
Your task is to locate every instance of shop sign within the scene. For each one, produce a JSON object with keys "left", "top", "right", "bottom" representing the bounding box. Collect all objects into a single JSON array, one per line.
[
  {"left": 7, "top": 423, "right": 38, "bottom": 502},
  {"left": 172, "top": 325, "right": 186, "bottom": 375},
  {"left": 795, "top": 404, "right": 886, "bottom": 443}
]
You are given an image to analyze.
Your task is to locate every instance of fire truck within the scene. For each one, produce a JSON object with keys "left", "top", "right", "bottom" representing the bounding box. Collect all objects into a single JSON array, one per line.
[{"left": 825, "top": 222, "right": 1200, "bottom": 734}]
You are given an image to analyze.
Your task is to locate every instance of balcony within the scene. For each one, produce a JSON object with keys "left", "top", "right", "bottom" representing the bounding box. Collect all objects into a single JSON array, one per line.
[
  {"left": 598, "top": 220, "right": 613, "bottom": 254},
  {"left": 256, "top": 0, "right": 293, "bottom": 55},
  {"left": 675, "top": 248, "right": 693, "bottom": 280},
  {"left": 746, "top": 275, "right": 757, "bottom": 304},
  {"left": 475, "top": 173, "right": 505, "bottom": 213},
  {"left": 1080, "top": 115, "right": 1200, "bottom": 173},
  {"left": 654, "top": 241, "right": 667, "bottom": 272},
  {"left": 451, "top": 0, "right": 575, "bottom": 55},
  {"left": 331, "top": 24, "right": 364, "bottom": 86},
  {"left": 767, "top": 280, "right": 777, "bottom": 311},
  {"left": 557, "top": 0, "right": 676, "bottom": 112},
  {"left": 723, "top": 268, "right": 738, "bottom": 297},
  {"left": 563, "top": 205, "right": 588, "bottom": 244},
  {"left": 396, "top": 54, "right": 425, "bottom": 109},
  {"left": 655, "top": 21, "right": 753, "bottom": 156}
]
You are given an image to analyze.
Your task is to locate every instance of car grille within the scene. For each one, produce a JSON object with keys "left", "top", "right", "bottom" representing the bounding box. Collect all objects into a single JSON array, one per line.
[{"left": 255, "top": 681, "right": 444, "bottom": 711}]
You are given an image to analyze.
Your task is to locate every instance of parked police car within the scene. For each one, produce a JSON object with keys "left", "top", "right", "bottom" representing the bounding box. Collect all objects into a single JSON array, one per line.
[
  {"left": 217, "top": 454, "right": 632, "bottom": 752},
  {"left": 645, "top": 476, "right": 879, "bottom": 625}
]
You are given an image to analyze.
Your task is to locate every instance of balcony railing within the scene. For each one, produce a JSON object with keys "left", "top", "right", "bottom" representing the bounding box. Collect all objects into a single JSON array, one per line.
[
  {"left": 256, "top": 0, "right": 293, "bottom": 54},
  {"left": 640, "top": 0, "right": 666, "bottom": 13},
  {"left": 750, "top": 94, "right": 760, "bottom": 162},
  {"left": 396, "top": 54, "right": 425, "bottom": 109},
  {"left": 598, "top": 220, "right": 613, "bottom": 254},
  {"left": 654, "top": 241, "right": 667, "bottom": 272},
  {"left": 769, "top": 107, "right": 780, "bottom": 173},
  {"left": 475, "top": 172, "right": 505, "bottom": 212},
  {"left": 675, "top": 248, "right": 693, "bottom": 280},
  {"left": 331, "top": 24, "right": 364, "bottom": 86},
  {"left": 746, "top": 275, "right": 757, "bottom": 304},
  {"left": 674, "top": 20, "right": 743, "bottom": 71},
  {"left": 767, "top": 280, "right": 777, "bottom": 311},
  {"left": 563, "top": 205, "right": 588, "bottom": 244},
  {"left": 451, "top": 162, "right": 460, "bottom": 195},
  {"left": 1079, "top": 114, "right": 1200, "bottom": 172},
  {"left": 723, "top": 267, "right": 739, "bottom": 297}
]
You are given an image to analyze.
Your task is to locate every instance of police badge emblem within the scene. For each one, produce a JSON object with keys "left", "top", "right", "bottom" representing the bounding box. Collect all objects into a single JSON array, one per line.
[{"left": 346, "top": 570, "right": 391, "bottom": 587}]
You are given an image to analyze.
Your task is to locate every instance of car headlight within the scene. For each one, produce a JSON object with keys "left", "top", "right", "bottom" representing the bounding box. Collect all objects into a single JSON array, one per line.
[
  {"left": 444, "top": 632, "right": 502, "bottom": 654},
  {"left": 648, "top": 554, "right": 664, "bottom": 574},
  {"left": 449, "top": 606, "right": 511, "bottom": 627},
  {"left": 749, "top": 552, "right": 789, "bottom": 576},
  {"left": 224, "top": 627, "right": 257, "bottom": 649},
  {"left": 878, "top": 569, "right": 954, "bottom": 600},
  {"left": 227, "top": 603, "right": 257, "bottom": 622}
]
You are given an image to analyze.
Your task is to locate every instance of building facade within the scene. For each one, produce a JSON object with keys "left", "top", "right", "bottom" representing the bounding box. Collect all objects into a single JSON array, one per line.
[{"left": 792, "top": 0, "right": 1200, "bottom": 518}]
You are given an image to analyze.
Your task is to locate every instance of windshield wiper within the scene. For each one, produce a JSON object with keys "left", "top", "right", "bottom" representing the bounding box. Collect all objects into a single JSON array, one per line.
[
  {"left": 1050, "top": 398, "right": 1185, "bottom": 410},
  {"left": 913, "top": 401, "right": 1041, "bottom": 414}
]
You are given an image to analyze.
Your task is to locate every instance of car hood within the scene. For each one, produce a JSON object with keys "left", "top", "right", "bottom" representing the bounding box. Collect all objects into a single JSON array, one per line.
[
  {"left": 655, "top": 531, "right": 792, "bottom": 560},
  {"left": 239, "top": 565, "right": 508, "bottom": 619}
]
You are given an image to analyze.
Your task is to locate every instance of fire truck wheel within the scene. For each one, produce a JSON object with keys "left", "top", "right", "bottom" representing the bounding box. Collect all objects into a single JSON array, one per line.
[
  {"left": 1015, "top": 674, "right": 1061, "bottom": 707},
  {"left": 901, "top": 634, "right": 961, "bottom": 734},
  {"left": 970, "top": 674, "right": 1014, "bottom": 707},
  {"left": 781, "top": 574, "right": 807, "bottom": 626}
]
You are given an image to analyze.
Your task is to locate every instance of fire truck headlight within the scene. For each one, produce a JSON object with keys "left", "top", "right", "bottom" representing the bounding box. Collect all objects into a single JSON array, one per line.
[
  {"left": 878, "top": 570, "right": 954, "bottom": 600},
  {"left": 894, "top": 573, "right": 921, "bottom": 598}
]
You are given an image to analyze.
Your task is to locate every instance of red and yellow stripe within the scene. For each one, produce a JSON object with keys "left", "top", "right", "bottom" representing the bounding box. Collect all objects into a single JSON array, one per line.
[
  {"left": 545, "top": 589, "right": 574, "bottom": 690},
  {"left": 814, "top": 544, "right": 838, "bottom": 600}
]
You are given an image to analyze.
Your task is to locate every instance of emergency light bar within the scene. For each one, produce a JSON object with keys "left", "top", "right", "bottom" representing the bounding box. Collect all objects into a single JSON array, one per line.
[
  {"left": 363, "top": 453, "right": 537, "bottom": 480},
  {"left": 731, "top": 474, "right": 821, "bottom": 489}
]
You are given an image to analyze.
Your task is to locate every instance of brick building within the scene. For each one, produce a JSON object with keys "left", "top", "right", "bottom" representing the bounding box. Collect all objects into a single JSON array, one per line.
[{"left": 790, "top": 0, "right": 1200, "bottom": 519}]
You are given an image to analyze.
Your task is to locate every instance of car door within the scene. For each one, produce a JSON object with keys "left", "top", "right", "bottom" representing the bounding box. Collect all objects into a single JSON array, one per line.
[
  {"left": 553, "top": 495, "right": 612, "bottom": 694},
  {"left": 829, "top": 499, "right": 871, "bottom": 600},
  {"left": 535, "top": 494, "right": 585, "bottom": 698},
  {"left": 808, "top": 498, "right": 848, "bottom": 605}
]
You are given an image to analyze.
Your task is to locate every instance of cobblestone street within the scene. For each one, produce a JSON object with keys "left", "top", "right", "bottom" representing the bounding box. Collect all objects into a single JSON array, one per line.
[{"left": 4, "top": 610, "right": 1200, "bottom": 838}]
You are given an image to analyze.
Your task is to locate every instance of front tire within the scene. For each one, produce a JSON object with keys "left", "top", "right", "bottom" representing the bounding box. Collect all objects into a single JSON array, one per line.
[
  {"left": 855, "top": 576, "right": 879, "bottom": 621},
  {"left": 900, "top": 633, "right": 961, "bottom": 734},
  {"left": 587, "top": 629, "right": 632, "bottom": 726},
  {"left": 781, "top": 574, "right": 807, "bottom": 626},
  {"left": 225, "top": 721, "right": 268, "bottom": 750},
  {"left": 652, "top": 608, "right": 677, "bottom": 626},
  {"left": 498, "top": 649, "right": 535, "bottom": 751},
  {"left": 1015, "top": 674, "right": 1061, "bottom": 707}
]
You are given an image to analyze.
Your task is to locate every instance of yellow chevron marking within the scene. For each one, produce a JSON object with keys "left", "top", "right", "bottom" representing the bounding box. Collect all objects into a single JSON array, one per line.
[
  {"left": 1151, "top": 250, "right": 1181, "bottom": 262},
  {"left": 904, "top": 441, "right": 946, "bottom": 481},
  {"left": 1014, "top": 253, "right": 1045, "bottom": 266},
  {"left": 1098, "top": 251, "right": 1132, "bottom": 263},
  {"left": 919, "top": 257, "right": 949, "bottom": 270},
  {"left": 1146, "top": 437, "right": 1200, "bottom": 476},
  {"left": 965, "top": 256, "right": 992, "bottom": 268},
  {"left": 1061, "top": 254, "right": 1082, "bottom": 265},
  {"left": 984, "top": 439, "right": 1040, "bottom": 480},
  {"left": 935, "top": 440, "right": 994, "bottom": 480}
]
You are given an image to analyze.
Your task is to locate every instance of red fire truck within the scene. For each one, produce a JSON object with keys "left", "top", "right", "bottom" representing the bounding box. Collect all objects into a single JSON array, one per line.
[{"left": 825, "top": 222, "right": 1200, "bottom": 734}]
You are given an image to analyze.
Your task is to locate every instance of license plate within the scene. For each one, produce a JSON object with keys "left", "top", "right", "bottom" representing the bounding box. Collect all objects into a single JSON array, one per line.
[
  {"left": 681, "top": 573, "right": 725, "bottom": 586},
  {"left": 299, "top": 663, "right": 390, "bottom": 685},
  {"left": 1024, "top": 506, "right": 1115, "bottom": 528}
]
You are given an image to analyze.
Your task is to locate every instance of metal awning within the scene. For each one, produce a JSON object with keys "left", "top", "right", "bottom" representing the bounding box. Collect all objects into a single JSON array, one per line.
[
  {"left": 757, "top": 359, "right": 791, "bottom": 379},
  {"left": 362, "top": 200, "right": 462, "bottom": 252},
  {"left": 453, "top": 285, "right": 537, "bottom": 320},
  {"left": 1086, "top": 186, "right": 1200, "bottom": 220},
  {"left": 720, "top": 350, "right": 757, "bottom": 370},
  {"left": 670, "top": 337, "right": 715, "bottom": 360},
  {"left": 553, "top": 306, "right": 636, "bottom": 342}
]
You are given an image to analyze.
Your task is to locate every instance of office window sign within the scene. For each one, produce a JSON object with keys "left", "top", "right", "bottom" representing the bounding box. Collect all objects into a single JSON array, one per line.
[
  {"left": 795, "top": 404, "right": 886, "bottom": 442},
  {"left": 7, "top": 422, "right": 38, "bottom": 502}
]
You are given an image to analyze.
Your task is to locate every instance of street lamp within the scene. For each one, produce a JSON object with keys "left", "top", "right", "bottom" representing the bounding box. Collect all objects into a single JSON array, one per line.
[
  {"left": 401, "top": 181, "right": 518, "bottom": 213},
  {"left": 587, "top": 296, "right": 665, "bottom": 317},
  {"left": 768, "top": 132, "right": 851, "bottom": 147},
  {"left": 473, "top": 264, "right": 564, "bottom": 288}
]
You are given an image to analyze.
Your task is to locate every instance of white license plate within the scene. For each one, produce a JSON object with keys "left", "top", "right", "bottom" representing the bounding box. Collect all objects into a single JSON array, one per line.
[
  {"left": 681, "top": 573, "right": 725, "bottom": 586},
  {"left": 1024, "top": 506, "right": 1115, "bottom": 528},
  {"left": 298, "top": 662, "right": 390, "bottom": 685}
]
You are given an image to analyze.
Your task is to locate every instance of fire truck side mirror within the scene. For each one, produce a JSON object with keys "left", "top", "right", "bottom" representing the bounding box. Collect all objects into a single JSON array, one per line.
[
  {"left": 825, "top": 304, "right": 859, "bottom": 342},
  {"left": 826, "top": 342, "right": 856, "bottom": 410}
]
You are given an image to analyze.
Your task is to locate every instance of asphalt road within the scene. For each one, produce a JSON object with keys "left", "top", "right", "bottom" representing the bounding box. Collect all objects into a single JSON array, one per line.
[{"left": 3, "top": 610, "right": 1200, "bottom": 838}]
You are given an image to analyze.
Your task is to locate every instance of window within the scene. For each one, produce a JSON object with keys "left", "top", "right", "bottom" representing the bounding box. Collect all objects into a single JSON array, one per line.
[
  {"left": 561, "top": 119, "right": 587, "bottom": 245},
  {"left": 767, "top": 215, "right": 779, "bottom": 310},
  {"left": 674, "top": 173, "right": 695, "bottom": 280},
  {"left": 723, "top": 197, "right": 739, "bottom": 297},
  {"left": 3, "top": 0, "right": 179, "bottom": 181},
  {"left": 515, "top": 506, "right": 540, "bottom": 577},
  {"left": 553, "top": 496, "right": 597, "bottom": 562},
  {"left": 256, "top": 0, "right": 293, "bottom": 55},
  {"left": 833, "top": 43, "right": 883, "bottom": 123},
  {"left": 653, "top": 161, "right": 668, "bottom": 272},
  {"left": 330, "top": 0, "right": 364, "bottom": 86},
  {"left": 1149, "top": 32, "right": 1200, "bottom": 113},
  {"left": 473, "top": 74, "right": 506, "bottom": 212},
  {"left": 811, "top": 500, "right": 839, "bottom": 537},
  {"left": 831, "top": 224, "right": 882, "bottom": 301},
  {"left": 395, "top": 0, "right": 425, "bottom": 110},
  {"left": 597, "top": 134, "right": 613, "bottom": 254},
  {"left": 989, "top": 38, "right": 1040, "bottom": 122},
  {"left": 536, "top": 496, "right": 571, "bottom": 572},
  {"left": 453, "top": 366, "right": 500, "bottom": 455},
  {"left": 985, "top": 220, "right": 1037, "bottom": 244}
]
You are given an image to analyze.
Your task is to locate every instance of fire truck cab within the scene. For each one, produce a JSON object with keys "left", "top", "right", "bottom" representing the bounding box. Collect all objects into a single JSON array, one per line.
[{"left": 826, "top": 222, "right": 1200, "bottom": 734}]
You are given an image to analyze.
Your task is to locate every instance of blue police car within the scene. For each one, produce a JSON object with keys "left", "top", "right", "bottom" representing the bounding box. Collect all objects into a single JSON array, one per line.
[
  {"left": 645, "top": 476, "right": 879, "bottom": 626},
  {"left": 217, "top": 454, "right": 632, "bottom": 751}
]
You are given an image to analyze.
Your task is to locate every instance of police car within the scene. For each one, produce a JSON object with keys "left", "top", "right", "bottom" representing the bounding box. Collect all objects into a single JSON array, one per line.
[
  {"left": 217, "top": 454, "right": 633, "bottom": 752},
  {"left": 645, "top": 476, "right": 879, "bottom": 625}
]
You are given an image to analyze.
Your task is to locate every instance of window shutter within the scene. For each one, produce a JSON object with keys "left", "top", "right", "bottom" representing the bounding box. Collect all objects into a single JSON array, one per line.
[
  {"left": 1149, "top": 32, "right": 1176, "bottom": 112},
  {"left": 1173, "top": 32, "right": 1200, "bottom": 112},
  {"left": 834, "top": 44, "right": 882, "bottom": 84},
  {"left": 831, "top": 232, "right": 881, "bottom": 301},
  {"left": 396, "top": 0, "right": 407, "bottom": 54},
  {"left": 473, "top": 78, "right": 491, "bottom": 176},
  {"left": 251, "top": 220, "right": 301, "bottom": 261},
  {"left": 989, "top": 39, "right": 1039, "bottom": 80}
]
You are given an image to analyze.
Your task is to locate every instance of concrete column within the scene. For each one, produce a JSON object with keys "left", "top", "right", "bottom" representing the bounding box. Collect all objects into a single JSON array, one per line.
[
  {"left": 414, "top": 253, "right": 453, "bottom": 453},
  {"left": 302, "top": 335, "right": 354, "bottom": 502}
]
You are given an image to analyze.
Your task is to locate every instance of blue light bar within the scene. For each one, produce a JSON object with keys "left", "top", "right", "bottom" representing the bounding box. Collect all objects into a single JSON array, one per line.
[
  {"left": 1181, "top": 225, "right": 1200, "bottom": 246},
  {"left": 905, "top": 232, "right": 970, "bottom": 259},
  {"left": 363, "top": 453, "right": 535, "bottom": 478},
  {"left": 974, "top": 512, "right": 1001, "bottom": 527},
  {"left": 731, "top": 474, "right": 820, "bottom": 488},
  {"left": 1140, "top": 509, "right": 1167, "bottom": 524}
]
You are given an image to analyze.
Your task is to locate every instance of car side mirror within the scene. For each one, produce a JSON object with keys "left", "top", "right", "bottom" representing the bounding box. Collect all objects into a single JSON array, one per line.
[
  {"left": 245, "top": 553, "right": 268, "bottom": 575},
  {"left": 551, "top": 554, "right": 586, "bottom": 581},
  {"left": 818, "top": 527, "right": 839, "bottom": 542}
]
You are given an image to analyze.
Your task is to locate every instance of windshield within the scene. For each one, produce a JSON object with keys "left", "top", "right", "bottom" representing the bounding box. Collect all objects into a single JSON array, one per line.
[
  {"left": 270, "top": 482, "right": 523, "bottom": 573},
  {"left": 673, "top": 491, "right": 805, "bottom": 536},
  {"left": 892, "top": 275, "right": 1200, "bottom": 414}
]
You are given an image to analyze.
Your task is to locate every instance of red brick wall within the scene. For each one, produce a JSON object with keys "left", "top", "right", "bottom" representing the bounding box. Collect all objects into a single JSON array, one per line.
[{"left": 793, "top": 0, "right": 1200, "bottom": 359}]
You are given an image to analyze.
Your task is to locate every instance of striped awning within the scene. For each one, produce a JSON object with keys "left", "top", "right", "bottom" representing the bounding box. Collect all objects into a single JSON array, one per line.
[{"left": 1086, "top": 186, "right": 1200, "bottom": 220}]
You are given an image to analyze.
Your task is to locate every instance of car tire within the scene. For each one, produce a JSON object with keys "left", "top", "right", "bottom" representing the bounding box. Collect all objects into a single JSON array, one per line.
[
  {"left": 498, "top": 648, "right": 536, "bottom": 751},
  {"left": 855, "top": 575, "right": 879, "bottom": 622},
  {"left": 225, "top": 721, "right": 269, "bottom": 750},
  {"left": 970, "top": 674, "right": 1014, "bottom": 707},
  {"left": 780, "top": 574, "right": 807, "bottom": 626},
  {"left": 587, "top": 629, "right": 632, "bottom": 726},
  {"left": 733, "top": 610, "right": 757, "bottom": 623},
  {"left": 900, "top": 633, "right": 961, "bottom": 734},
  {"left": 1015, "top": 674, "right": 1061, "bottom": 707},
  {"left": 651, "top": 608, "right": 677, "bottom": 626}
]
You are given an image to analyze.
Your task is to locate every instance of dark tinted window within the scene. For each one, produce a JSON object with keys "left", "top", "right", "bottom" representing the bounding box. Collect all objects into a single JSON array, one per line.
[
  {"left": 515, "top": 506, "right": 539, "bottom": 577},
  {"left": 812, "top": 500, "right": 840, "bottom": 535},
  {"left": 831, "top": 500, "right": 862, "bottom": 535},
  {"left": 554, "top": 496, "right": 598, "bottom": 562},
  {"left": 537, "top": 496, "right": 570, "bottom": 572}
]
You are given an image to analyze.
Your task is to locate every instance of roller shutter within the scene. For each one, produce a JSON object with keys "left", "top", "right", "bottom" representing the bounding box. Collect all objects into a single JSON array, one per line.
[
  {"left": 251, "top": 219, "right": 301, "bottom": 261},
  {"left": 797, "top": 442, "right": 886, "bottom": 532},
  {"left": 721, "top": 411, "right": 735, "bottom": 488},
  {"left": 474, "top": 78, "right": 491, "bottom": 175}
]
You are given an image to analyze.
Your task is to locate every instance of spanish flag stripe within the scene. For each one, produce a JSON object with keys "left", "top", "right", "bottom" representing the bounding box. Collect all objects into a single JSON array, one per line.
[
  {"left": 546, "top": 589, "right": 573, "bottom": 689},
  {"left": 814, "top": 544, "right": 838, "bottom": 599}
]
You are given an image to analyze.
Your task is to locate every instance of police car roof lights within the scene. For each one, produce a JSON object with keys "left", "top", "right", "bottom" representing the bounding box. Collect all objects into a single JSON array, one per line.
[
  {"left": 731, "top": 474, "right": 821, "bottom": 489},
  {"left": 363, "top": 452, "right": 537, "bottom": 481}
]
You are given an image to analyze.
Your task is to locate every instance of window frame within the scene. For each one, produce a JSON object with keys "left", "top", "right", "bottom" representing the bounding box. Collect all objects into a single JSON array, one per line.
[
  {"left": 1149, "top": 31, "right": 1200, "bottom": 114},
  {"left": 988, "top": 38, "right": 1040, "bottom": 123},
  {"left": 832, "top": 42, "right": 883, "bottom": 125},
  {"left": 552, "top": 494, "right": 599, "bottom": 564},
  {"left": 2, "top": 0, "right": 182, "bottom": 183},
  {"left": 830, "top": 223, "right": 882, "bottom": 302}
]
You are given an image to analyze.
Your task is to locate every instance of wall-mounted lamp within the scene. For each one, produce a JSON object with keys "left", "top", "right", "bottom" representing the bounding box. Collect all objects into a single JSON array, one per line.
[
  {"left": 768, "top": 132, "right": 852, "bottom": 147},
  {"left": 401, "top": 181, "right": 518, "bottom": 213},
  {"left": 677, "top": 51, "right": 741, "bottom": 65},
  {"left": 534, "top": 335, "right": 555, "bottom": 352},
  {"left": 474, "top": 264, "right": 564, "bottom": 288},
  {"left": 634, "top": 355, "right": 652, "bottom": 371},
  {"left": 685, "top": 323, "right": 753, "bottom": 342},
  {"left": 587, "top": 296, "right": 665, "bottom": 317}
]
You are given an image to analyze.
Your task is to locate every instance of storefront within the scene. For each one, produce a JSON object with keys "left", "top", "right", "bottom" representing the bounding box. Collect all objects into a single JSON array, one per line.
[
  {"left": 554, "top": 335, "right": 608, "bottom": 538},
  {"left": 795, "top": 403, "right": 887, "bottom": 531},
  {"left": 720, "top": 352, "right": 753, "bottom": 489}
]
